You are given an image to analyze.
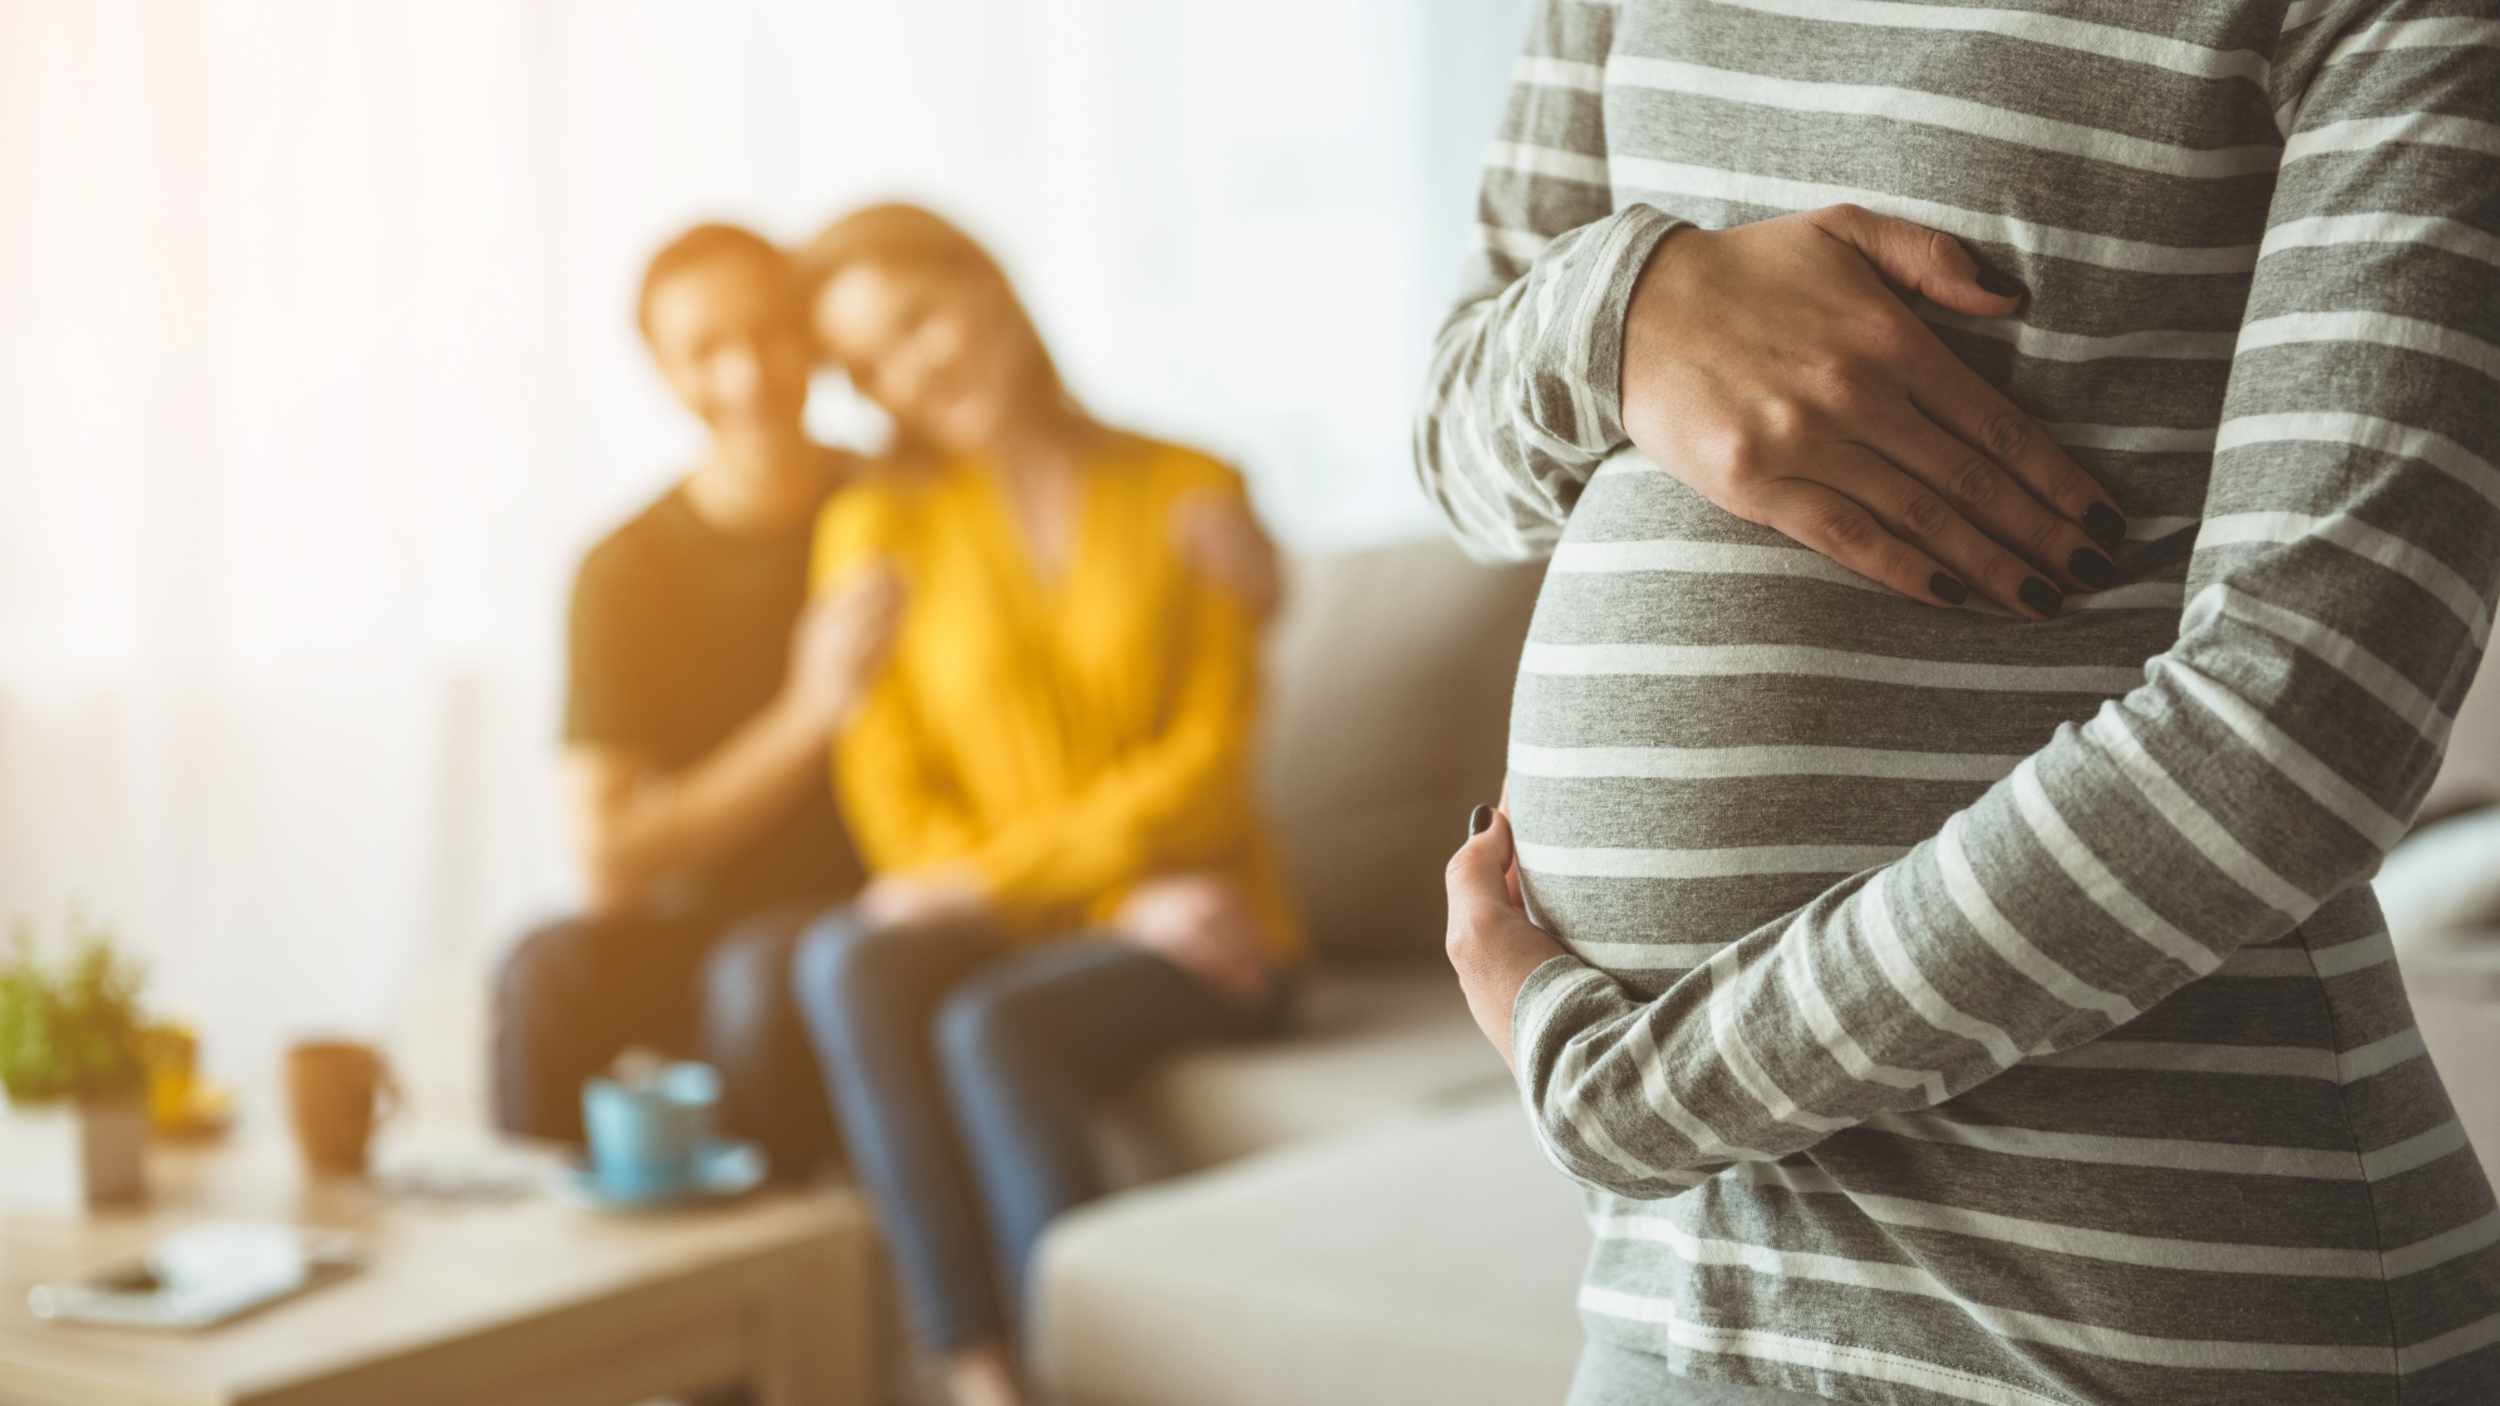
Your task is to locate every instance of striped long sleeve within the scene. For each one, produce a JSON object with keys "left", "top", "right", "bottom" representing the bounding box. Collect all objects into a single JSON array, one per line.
[
  {"left": 1412, "top": 0, "right": 1684, "bottom": 563},
  {"left": 1504, "top": 0, "right": 2500, "bottom": 1212}
]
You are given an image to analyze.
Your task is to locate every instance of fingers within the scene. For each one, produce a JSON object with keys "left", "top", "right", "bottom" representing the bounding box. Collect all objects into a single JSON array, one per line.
[
  {"left": 1174, "top": 494, "right": 1285, "bottom": 619},
  {"left": 1496, "top": 793, "right": 1524, "bottom": 908},
  {"left": 1447, "top": 806, "right": 1528, "bottom": 925},
  {"left": 1203, "top": 931, "right": 1275, "bottom": 1001},
  {"left": 1801, "top": 218, "right": 2126, "bottom": 594},
  {"left": 1154, "top": 902, "right": 1273, "bottom": 1003},
  {"left": 1744, "top": 477, "right": 1973, "bottom": 608},
  {"left": 818, "top": 565, "right": 904, "bottom": 643},
  {"left": 828, "top": 563, "right": 907, "bottom": 648},
  {"left": 1859, "top": 414, "right": 2109, "bottom": 614},
  {"left": 1806, "top": 203, "right": 2021, "bottom": 319},
  {"left": 1904, "top": 348, "right": 2127, "bottom": 557},
  {"left": 858, "top": 877, "right": 928, "bottom": 928}
]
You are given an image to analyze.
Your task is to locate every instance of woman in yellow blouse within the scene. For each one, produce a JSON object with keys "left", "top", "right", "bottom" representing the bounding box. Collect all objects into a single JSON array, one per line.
[{"left": 787, "top": 203, "right": 1300, "bottom": 1406}]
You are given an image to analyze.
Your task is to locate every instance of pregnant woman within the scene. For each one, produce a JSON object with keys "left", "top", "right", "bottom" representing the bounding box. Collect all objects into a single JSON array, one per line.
[{"left": 1419, "top": 4, "right": 2499, "bottom": 1404}]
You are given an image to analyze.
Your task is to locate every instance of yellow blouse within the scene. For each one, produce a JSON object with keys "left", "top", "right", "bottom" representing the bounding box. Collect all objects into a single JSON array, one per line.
[{"left": 810, "top": 436, "right": 1303, "bottom": 963}]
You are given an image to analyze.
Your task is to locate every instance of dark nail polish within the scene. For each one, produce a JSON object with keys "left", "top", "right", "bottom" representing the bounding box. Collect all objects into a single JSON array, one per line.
[
  {"left": 1929, "top": 573, "right": 1970, "bottom": 605},
  {"left": 1975, "top": 265, "right": 2027, "bottom": 300},
  {"left": 2018, "top": 577, "right": 2064, "bottom": 618},
  {"left": 1468, "top": 804, "right": 1495, "bottom": 839},
  {"left": 2083, "top": 502, "right": 2126, "bottom": 549},
  {"left": 2067, "top": 548, "right": 2115, "bottom": 591}
]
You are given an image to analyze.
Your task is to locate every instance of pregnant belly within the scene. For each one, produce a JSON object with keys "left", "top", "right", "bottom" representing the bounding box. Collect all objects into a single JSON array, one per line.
[{"left": 1506, "top": 455, "right": 2181, "bottom": 989}]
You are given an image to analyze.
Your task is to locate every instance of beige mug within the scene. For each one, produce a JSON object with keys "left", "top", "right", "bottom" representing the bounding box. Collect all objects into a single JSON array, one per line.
[{"left": 284, "top": 1039, "right": 399, "bottom": 1177}]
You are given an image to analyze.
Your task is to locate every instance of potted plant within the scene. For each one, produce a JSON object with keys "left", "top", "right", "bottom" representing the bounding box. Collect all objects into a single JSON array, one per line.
[{"left": 0, "top": 914, "right": 150, "bottom": 1213}]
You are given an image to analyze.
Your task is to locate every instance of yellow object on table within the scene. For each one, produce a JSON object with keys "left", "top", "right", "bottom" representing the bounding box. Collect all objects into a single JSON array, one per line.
[{"left": 141, "top": 1021, "right": 232, "bottom": 1138}]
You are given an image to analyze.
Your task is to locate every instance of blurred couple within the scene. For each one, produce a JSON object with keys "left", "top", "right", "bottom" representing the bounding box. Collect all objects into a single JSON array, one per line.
[{"left": 490, "top": 205, "right": 1304, "bottom": 1406}]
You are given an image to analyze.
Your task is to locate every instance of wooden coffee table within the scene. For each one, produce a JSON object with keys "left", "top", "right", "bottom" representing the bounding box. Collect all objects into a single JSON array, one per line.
[{"left": 0, "top": 1130, "right": 878, "bottom": 1406}]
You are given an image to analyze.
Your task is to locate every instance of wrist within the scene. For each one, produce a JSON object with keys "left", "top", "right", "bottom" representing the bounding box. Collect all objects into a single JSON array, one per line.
[
  {"left": 1446, "top": 923, "right": 1558, "bottom": 983},
  {"left": 1497, "top": 952, "right": 1580, "bottom": 1077},
  {"left": 1596, "top": 204, "right": 1694, "bottom": 443},
  {"left": 1447, "top": 920, "right": 1565, "bottom": 1046}
]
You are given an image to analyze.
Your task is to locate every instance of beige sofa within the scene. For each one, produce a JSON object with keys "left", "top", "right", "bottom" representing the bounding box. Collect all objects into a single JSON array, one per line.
[{"left": 1026, "top": 537, "right": 2500, "bottom": 1406}]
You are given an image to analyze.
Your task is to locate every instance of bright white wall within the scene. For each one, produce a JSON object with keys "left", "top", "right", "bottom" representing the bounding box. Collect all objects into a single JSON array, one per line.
[{"left": 0, "top": 0, "right": 1529, "bottom": 1115}]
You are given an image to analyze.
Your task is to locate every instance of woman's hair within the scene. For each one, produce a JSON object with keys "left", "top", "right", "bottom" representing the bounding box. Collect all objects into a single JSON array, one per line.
[
  {"left": 793, "top": 202, "right": 1060, "bottom": 393},
  {"left": 793, "top": 202, "right": 1003, "bottom": 299},
  {"left": 635, "top": 221, "right": 793, "bottom": 342}
]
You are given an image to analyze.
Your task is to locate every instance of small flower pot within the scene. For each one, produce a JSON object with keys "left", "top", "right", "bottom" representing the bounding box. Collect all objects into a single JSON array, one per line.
[{"left": 0, "top": 1097, "right": 148, "bottom": 1214}]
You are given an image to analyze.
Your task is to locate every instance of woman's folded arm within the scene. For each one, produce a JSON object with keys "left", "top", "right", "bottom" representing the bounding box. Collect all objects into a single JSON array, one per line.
[
  {"left": 1410, "top": 0, "right": 1684, "bottom": 565},
  {"left": 1505, "top": 16, "right": 2500, "bottom": 1196}
]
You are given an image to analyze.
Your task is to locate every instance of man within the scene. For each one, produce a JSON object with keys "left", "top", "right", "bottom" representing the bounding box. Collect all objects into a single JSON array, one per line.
[{"left": 492, "top": 223, "right": 893, "bottom": 1175}]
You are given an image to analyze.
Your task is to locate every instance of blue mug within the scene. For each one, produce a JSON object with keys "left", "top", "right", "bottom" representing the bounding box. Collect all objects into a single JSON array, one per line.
[{"left": 581, "top": 1061, "right": 719, "bottom": 1199}]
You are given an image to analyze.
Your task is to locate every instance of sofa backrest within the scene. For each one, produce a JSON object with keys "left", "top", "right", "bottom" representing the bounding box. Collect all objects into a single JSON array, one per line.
[{"left": 1259, "top": 537, "right": 1542, "bottom": 960}]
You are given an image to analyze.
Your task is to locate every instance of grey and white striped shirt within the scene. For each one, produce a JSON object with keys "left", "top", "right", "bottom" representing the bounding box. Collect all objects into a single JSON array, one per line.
[{"left": 1415, "top": 1, "right": 2500, "bottom": 1402}]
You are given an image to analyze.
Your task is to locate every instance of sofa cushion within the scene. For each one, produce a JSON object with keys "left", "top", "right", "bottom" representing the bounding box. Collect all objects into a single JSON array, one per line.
[
  {"left": 1096, "top": 962, "right": 1510, "bottom": 1183},
  {"left": 2423, "top": 656, "right": 2500, "bottom": 822},
  {"left": 1259, "top": 539, "right": 1540, "bottom": 959},
  {"left": 1036, "top": 1093, "right": 1589, "bottom": 1406},
  {"left": 2378, "top": 807, "right": 2500, "bottom": 939},
  {"left": 2397, "top": 925, "right": 2500, "bottom": 1193}
]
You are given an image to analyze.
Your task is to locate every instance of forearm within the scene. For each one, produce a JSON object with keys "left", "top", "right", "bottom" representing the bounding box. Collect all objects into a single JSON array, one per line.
[
  {"left": 1447, "top": 929, "right": 1559, "bottom": 1074},
  {"left": 577, "top": 695, "right": 831, "bottom": 908},
  {"left": 1416, "top": 208, "right": 1684, "bottom": 562},
  {"left": 1411, "top": 0, "right": 1684, "bottom": 563}
]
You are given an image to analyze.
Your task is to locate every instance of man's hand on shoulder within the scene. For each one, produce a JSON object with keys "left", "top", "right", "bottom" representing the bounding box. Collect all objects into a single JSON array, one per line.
[
  {"left": 785, "top": 564, "right": 905, "bottom": 734},
  {"left": 1171, "top": 492, "right": 1285, "bottom": 621}
]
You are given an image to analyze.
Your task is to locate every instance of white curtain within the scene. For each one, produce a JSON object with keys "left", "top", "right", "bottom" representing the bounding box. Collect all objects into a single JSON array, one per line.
[{"left": 0, "top": 0, "right": 1528, "bottom": 1116}]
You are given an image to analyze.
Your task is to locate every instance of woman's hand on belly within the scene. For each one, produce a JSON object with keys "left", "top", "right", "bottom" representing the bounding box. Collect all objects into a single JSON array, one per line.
[
  {"left": 1619, "top": 204, "right": 2126, "bottom": 620},
  {"left": 1445, "top": 803, "right": 1566, "bottom": 1072}
]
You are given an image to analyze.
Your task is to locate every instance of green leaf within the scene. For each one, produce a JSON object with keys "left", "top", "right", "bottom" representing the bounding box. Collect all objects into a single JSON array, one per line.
[{"left": 0, "top": 913, "right": 148, "bottom": 1105}]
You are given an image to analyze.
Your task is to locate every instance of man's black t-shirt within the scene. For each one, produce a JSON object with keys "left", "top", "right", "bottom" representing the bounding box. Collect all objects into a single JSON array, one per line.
[{"left": 563, "top": 481, "right": 861, "bottom": 916}]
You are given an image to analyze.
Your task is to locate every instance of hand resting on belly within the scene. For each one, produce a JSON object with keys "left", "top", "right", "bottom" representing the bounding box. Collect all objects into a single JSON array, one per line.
[{"left": 1619, "top": 203, "right": 2128, "bottom": 620}]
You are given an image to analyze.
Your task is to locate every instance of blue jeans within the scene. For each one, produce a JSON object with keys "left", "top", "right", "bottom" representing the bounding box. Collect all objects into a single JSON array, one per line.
[
  {"left": 792, "top": 912, "right": 1292, "bottom": 1351},
  {"left": 491, "top": 899, "right": 841, "bottom": 1177}
]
